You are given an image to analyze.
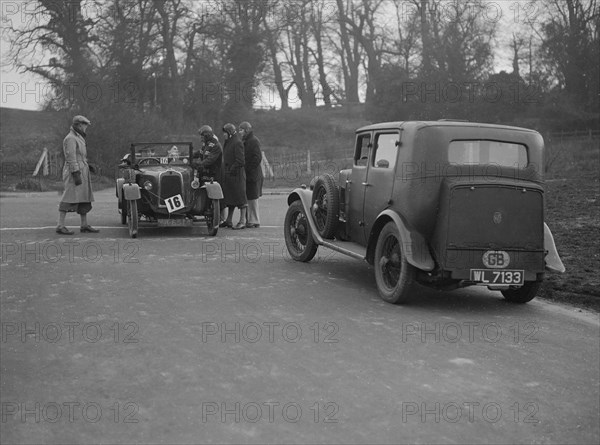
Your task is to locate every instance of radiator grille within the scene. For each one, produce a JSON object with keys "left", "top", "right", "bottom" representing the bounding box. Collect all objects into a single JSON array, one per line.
[{"left": 159, "top": 173, "right": 183, "bottom": 206}]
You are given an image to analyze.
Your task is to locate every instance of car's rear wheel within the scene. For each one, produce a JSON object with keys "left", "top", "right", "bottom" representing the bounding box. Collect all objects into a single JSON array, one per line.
[
  {"left": 284, "top": 200, "right": 318, "bottom": 262},
  {"left": 374, "top": 222, "right": 416, "bottom": 304},
  {"left": 501, "top": 281, "right": 541, "bottom": 303},
  {"left": 127, "top": 200, "right": 138, "bottom": 238},
  {"left": 205, "top": 199, "right": 220, "bottom": 237},
  {"left": 311, "top": 174, "right": 339, "bottom": 239}
]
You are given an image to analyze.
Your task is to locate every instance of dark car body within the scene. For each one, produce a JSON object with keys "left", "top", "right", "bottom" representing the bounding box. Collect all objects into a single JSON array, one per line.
[
  {"left": 284, "top": 121, "right": 565, "bottom": 304},
  {"left": 116, "top": 142, "right": 223, "bottom": 237}
]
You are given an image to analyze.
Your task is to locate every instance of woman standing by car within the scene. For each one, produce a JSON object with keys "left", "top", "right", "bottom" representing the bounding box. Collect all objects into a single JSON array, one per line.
[
  {"left": 56, "top": 115, "right": 98, "bottom": 235},
  {"left": 220, "top": 123, "right": 247, "bottom": 229}
]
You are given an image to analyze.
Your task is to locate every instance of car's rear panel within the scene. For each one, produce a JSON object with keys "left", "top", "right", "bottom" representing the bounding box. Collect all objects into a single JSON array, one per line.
[{"left": 432, "top": 178, "right": 545, "bottom": 281}]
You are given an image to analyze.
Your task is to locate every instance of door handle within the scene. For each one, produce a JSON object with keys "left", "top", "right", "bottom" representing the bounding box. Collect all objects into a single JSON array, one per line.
[{"left": 361, "top": 182, "right": 370, "bottom": 186}]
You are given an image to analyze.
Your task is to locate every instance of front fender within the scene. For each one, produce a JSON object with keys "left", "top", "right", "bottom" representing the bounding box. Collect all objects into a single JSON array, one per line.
[
  {"left": 367, "top": 210, "right": 435, "bottom": 271},
  {"left": 203, "top": 182, "right": 224, "bottom": 200},
  {"left": 116, "top": 178, "right": 126, "bottom": 201},
  {"left": 544, "top": 223, "right": 566, "bottom": 273},
  {"left": 122, "top": 183, "right": 141, "bottom": 200},
  {"left": 287, "top": 188, "right": 324, "bottom": 245}
]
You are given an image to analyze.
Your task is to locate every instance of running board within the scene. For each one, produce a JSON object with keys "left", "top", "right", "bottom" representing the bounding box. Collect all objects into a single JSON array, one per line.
[{"left": 320, "top": 239, "right": 367, "bottom": 261}]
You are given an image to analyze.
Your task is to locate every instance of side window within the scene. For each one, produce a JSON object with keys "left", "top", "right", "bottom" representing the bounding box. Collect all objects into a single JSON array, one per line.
[
  {"left": 354, "top": 133, "right": 371, "bottom": 166},
  {"left": 373, "top": 133, "right": 399, "bottom": 169}
]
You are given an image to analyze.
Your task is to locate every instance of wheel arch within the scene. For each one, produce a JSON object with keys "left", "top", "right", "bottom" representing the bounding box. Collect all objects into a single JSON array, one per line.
[
  {"left": 366, "top": 210, "right": 435, "bottom": 271},
  {"left": 287, "top": 188, "right": 324, "bottom": 245}
]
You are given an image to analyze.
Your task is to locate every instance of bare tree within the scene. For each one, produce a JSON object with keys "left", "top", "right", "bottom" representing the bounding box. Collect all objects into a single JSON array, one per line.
[
  {"left": 5, "top": 0, "right": 100, "bottom": 109},
  {"left": 334, "top": 0, "right": 364, "bottom": 103},
  {"left": 412, "top": 0, "right": 496, "bottom": 81},
  {"left": 95, "top": 0, "right": 161, "bottom": 109},
  {"left": 262, "top": 2, "right": 291, "bottom": 110},
  {"left": 308, "top": 0, "right": 336, "bottom": 107},
  {"left": 536, "top": 0, "right": 599, "bottom": 108},
  {"left": 215, "top": 0, "right": 266, "bottom": 121}
]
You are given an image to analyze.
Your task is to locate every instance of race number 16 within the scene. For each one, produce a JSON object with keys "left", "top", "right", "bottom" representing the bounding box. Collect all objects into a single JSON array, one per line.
[{"left": 165, "top": 194, "right": 184, "bottom": 213}]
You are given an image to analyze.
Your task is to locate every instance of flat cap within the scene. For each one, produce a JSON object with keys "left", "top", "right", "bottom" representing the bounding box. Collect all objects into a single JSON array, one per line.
[{"left": 72, "top": 115, "right": 91, "bottom": 125}]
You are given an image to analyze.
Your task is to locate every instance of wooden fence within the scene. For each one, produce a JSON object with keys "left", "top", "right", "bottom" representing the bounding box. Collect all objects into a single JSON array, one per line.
[{"left": 546, "top": 129, "right": 600, "bottom": 141}]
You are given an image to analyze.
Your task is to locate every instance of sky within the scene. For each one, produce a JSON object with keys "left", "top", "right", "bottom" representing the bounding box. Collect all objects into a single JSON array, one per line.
[{"left": 0, "top": 0, "right": 534, "bottom": 111}]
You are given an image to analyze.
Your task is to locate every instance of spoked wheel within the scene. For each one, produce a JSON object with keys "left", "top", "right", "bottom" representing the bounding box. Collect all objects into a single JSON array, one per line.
[
  {"left": 311, "top": 174, "right": 339, "bottom": 239},
  {"left": 205, "top": 199, "right": 220, "bottom": 236},
  {"left": 120, "top": 197, "right": 127, "bottom": 225},
  {"left": 374, "top": 222, "right": 416, "bottom": 304},
  {"left": 127, "top": 200, "right": 138, "bottom": 238},
  {"left": 501, "top": 281, "right": 541, "bottom": 303},
  {"left": 284, "top": 201, "right": 318, "bottom": 262}
]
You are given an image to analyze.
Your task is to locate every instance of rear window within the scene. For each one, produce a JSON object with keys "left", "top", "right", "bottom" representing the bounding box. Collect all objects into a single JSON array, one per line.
[{"left": 448, "top": 140, "right": 528, "bottom": 168}]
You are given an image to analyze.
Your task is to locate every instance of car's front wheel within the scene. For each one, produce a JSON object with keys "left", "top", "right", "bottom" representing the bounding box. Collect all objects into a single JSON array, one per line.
[
  {"left": 205, "top": 199, "right": 220, "bottom": 237},
  {"left": 284, "top": 200, "right": 318, "bottom": 262},
  {"left": 127, "top": 200, "right": 138, "bottom": 238},
  {"left": 501, "top": 281, "right": 541, "bottom": 303},
  {"left": 120, "top": 197, "right": 127, "bottom": 225},
  {"left": 374, "top": 222, "right": 416, "bottom": 304}
]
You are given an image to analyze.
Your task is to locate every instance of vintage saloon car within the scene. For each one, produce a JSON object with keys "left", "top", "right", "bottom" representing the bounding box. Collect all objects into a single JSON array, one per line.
[
  {"left": 116, "top": 142, "right": 223, "bottom": 238},
  {"left": 284, "top": 120, "right": 565, "bottom": 304}
]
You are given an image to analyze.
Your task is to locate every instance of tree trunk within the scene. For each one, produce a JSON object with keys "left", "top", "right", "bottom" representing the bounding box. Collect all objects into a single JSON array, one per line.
[{"left": 263, "top": 17, "right": 289, "bottom": 110}]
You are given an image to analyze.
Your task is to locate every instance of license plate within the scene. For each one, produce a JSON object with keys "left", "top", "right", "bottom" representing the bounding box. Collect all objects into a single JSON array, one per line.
[
  {"left": 470, "top": 269, "right": 525, "bottom": 285},
  {"left": 157, "top": 218, "right": 192, "bottom": 227}
]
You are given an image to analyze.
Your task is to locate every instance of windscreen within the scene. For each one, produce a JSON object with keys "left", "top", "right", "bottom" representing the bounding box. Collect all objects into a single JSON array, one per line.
[{"left": 133, "top": 144, "right": 191, "bottom": 165}]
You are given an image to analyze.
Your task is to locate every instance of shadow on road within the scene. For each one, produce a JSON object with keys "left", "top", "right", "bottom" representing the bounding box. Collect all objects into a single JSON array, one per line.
[{"left": 309, "top": 257, "right": 542, "bottom": 316}]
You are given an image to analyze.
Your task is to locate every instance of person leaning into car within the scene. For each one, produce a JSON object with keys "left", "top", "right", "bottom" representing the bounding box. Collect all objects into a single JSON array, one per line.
[
  {"left": 56, "top": 115, "right": 99, "bottom": 235},
  {"left": 194, "top": 125, "right": 222, "bottom": 183}
]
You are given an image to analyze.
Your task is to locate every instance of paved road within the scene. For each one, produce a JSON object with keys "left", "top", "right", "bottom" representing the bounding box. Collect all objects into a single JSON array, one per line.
[{"left": 1, "top": 189, "right": 599, "bottom": 444}]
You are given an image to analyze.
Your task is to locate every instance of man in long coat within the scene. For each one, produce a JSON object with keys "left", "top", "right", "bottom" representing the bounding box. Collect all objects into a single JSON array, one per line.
[
  {"left": 220, "top": 123, "right": 247, "bottom": 229},
  {"left": 56, "top": 115, "right": 98, "bottom": 235},
  {"left": 239, "top": 121, "right": 263, "bottom": 228}
]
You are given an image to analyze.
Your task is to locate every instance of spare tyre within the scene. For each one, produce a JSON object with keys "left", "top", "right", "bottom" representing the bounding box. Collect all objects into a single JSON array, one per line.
[{"left": 311, "top": 174, "right": 340, "bottom": 239}]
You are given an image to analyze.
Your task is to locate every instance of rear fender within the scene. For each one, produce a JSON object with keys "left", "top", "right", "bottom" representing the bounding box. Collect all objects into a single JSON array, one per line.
[
  {"left": 366, "top": 210, "right": 435, "bottom": 271},
  {"left": 544, "top": 223, "right": 566, "bottom": 273},
  {"left": 203, "top": 182, "right": 224, "bottom": 200},
  {"left": 287, "top": 189, "right": 324, "bottom": 245},
  {"left": 122, "top": 183, "right": 141, "bottom": 200}
]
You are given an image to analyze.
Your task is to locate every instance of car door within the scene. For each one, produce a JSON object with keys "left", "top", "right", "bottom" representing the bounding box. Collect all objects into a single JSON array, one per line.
[
  {"left": 362, "top": 131, "right": 401, "bottom": 240},
  {"left": 348, "top": 132, "right": 371, "bottom": 245}
]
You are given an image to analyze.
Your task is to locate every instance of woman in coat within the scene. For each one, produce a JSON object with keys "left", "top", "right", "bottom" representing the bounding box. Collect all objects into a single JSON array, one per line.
[
  {"left": 220, "top": 123, "right": 247, "bottom": 229},
  {"left": 239, "top": 121, "right": 263, "bottom": 228},
  {"left": 56, "top": 115, "right": 98, "bottom": 235}
]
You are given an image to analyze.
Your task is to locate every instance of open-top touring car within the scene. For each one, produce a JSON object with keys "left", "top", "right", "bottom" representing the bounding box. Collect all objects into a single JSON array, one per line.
[
  {"left": 116, "top": 142, "right": 223, "bottom": 238},
  {"left": 284, "top": 120, "right": 565, "bottom": 304}
]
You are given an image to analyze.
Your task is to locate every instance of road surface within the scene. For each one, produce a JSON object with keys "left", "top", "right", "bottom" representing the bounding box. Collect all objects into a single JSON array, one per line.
[{"left": 1, "top": 189, "right": 598, "bottom": 444}]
